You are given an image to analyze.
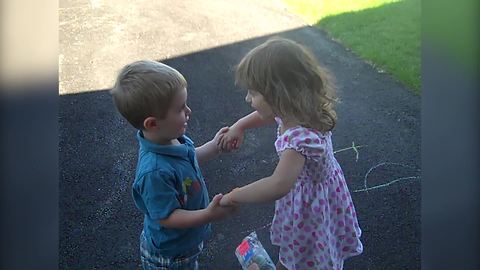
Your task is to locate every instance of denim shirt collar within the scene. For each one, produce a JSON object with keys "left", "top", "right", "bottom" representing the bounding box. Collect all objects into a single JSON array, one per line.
[{"left": 136, "top": 131, "right": 192, "bottom": 158}]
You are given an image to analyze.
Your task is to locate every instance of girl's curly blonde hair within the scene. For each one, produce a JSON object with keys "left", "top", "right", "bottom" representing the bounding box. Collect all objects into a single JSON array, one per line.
[{"left": 235, "top": 37, "right": 338, "bottom": 133}]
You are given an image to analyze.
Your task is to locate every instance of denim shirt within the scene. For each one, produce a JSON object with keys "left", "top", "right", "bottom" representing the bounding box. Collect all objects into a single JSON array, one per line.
[{"left": 132, "top": 131, "right": 210, "bottom": 256}]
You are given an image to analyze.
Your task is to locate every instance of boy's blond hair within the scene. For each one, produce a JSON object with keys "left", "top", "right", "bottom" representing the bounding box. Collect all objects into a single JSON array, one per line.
[
  {"left": 236, "top": 37, "right": 337, "bottom": 133},
  {"left": 110, "top": 60, "right": 187, "bottom": 130}
]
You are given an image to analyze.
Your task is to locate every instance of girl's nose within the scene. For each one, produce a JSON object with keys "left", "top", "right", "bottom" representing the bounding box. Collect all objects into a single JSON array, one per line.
[
  {"left": 245, "top": 93, "right": 251, "bottom": 103},
  {"left": 185, "top": 105, "right": 192, "bottom": 115}
]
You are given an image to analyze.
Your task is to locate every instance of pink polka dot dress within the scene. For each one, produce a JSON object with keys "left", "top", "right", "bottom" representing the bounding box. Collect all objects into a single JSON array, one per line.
[{"left": 271, "top": 118, "right": 363, "bottom": 270}]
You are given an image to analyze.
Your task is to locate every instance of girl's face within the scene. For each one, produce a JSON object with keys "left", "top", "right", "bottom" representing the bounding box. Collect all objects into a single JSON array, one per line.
[{"left": 245, "top": 89, "right": 274, "bottom": 119}]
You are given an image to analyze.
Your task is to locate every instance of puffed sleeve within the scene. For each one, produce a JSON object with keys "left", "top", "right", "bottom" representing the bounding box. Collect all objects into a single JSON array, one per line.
[{"left": 274, "top": 127, "right": 327, "bottom": 160}]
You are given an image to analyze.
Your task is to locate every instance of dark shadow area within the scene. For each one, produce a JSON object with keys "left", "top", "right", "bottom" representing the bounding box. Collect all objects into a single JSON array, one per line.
[{"left": 60, "top": 27, "right": 420, "bottom": 269}]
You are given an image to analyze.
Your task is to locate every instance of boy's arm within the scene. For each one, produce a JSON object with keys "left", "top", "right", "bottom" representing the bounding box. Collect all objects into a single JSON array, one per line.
[
  {"left": 195, "top": 141, "right": 219, "bottom": 165},
  {"left": 139, "top": 171, "right": 232, "bottom": 229},
  {"left": 195, "top": 127, "right": 228, "bottom": 164},
  {"left": 159, "top": 194, "right": 233, "bottom": 229},
  {"left": 159, "top": 209, "right": 212, "bottom": 229},
  {"left": 220, "top": 149, "right": 305, "bottom": 205}
]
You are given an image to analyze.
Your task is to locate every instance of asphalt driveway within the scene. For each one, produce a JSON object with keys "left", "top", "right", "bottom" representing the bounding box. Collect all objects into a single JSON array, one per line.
[{"left": 60, "top": 1, "right": 420, "bottom": 269}]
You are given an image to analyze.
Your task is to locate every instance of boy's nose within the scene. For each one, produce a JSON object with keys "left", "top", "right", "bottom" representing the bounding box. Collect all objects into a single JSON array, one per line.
[
  {"left": 245, "top": 94, "right": 251, "bottom": 103},
  {"left": 186, "top": 105, "right": 192, "bottom": 115}
]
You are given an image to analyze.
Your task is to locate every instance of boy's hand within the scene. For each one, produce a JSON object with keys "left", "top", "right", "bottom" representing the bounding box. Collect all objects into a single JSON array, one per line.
[
  {"left": 218, "top": 124, "right": 245, "bottom": 152},
  {"left": 212, "top": 126, "right": 230, "bottom": 153},
  {"left": 207, "top": 194, "right": 236, "bottom": 221}
]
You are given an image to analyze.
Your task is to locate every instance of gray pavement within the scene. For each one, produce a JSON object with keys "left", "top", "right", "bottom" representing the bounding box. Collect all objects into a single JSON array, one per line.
[{"left": 60, "top": 1, "right": 420, "bottom": 269}]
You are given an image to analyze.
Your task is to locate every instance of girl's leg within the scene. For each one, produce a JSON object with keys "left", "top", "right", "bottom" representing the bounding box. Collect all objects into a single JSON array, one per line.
[{"left": 276, "top": 261, "right": 288, "bottom": 270}]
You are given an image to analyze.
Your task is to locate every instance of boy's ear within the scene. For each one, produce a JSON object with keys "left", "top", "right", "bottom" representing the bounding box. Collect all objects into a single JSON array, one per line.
[{"left": 143, "top": 116, "right": 158, "bottom": 130}]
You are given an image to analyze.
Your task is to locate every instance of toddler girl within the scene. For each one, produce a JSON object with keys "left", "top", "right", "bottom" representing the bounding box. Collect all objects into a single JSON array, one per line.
[{"left": 219, "top": 37, "right": 363, "bottom": 270}]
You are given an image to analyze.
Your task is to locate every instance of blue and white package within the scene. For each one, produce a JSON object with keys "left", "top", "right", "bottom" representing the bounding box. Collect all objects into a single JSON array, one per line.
[{"left": 235, "top": 231, "right": 276, "bottom": 270}]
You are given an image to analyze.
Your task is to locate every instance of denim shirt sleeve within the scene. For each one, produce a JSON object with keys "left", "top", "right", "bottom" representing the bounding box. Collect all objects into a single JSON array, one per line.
[{"left": 134, "top": 170, "right": 181, "bottom": 221}]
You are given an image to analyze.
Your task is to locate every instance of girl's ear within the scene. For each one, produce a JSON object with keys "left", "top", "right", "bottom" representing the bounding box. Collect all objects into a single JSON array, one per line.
[{"left": 143, "top": 116, "right": 158, "bottom": 130}]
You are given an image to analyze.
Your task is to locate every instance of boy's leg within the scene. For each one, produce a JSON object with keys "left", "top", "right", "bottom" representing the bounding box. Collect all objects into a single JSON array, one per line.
[
  {"left": 141, "top": 257, "right": 169, "bottom": 270},
  {"left": 171, "top": 242, "right": 203, "bottom": 270},
  {"left": 139, "top": 232, "right": 202, "bottom": 270},
  {"left": 139, "top": 231, "right": 169, "bottom": 270}
]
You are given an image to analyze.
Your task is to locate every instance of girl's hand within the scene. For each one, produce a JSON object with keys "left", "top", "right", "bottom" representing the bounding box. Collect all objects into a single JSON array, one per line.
[
  {"left": 207, "top": 194, "right": 236, "bottom": 221},
  {"left": 219, "top": 188, "right": 239, "bottom": 207},
  {"left": 218, "top": 123, "right": 245, "bottom": 152}
]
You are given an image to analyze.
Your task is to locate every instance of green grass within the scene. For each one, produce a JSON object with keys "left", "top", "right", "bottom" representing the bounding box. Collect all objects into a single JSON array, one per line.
[
  {"left": 284, "top": 0, "right": 421, "bottom": 94},
  {"left": 423, "top": 0, "right": 478, "bottom": 71}
]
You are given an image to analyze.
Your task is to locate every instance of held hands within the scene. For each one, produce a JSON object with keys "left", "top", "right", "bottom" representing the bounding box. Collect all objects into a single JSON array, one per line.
[
  {"left": 210, "top": 126, "right": 230, "bottom": 154},
  {"left": 213, "top": 126, "right": 229, "bottom": 144},
  {"left": 206, "top": 194, "right": 236, "bottom": 221},
  {"left": 218, "top": 124, "right": 245, "bottom": 152},
  {"left": 219, "top": 188, "right": 239, "bottom": 207},
  {"left": 197, "top": 126, "right": 231, "bottom": 163}
]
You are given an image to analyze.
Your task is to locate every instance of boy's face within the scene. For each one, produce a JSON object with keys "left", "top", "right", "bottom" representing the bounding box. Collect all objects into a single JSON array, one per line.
[
  {"left": 245, "top": 89, "right": 274, "bottom": 119},
  {"left": 156, "top": 87, "right": 192, "bottom": 140}
]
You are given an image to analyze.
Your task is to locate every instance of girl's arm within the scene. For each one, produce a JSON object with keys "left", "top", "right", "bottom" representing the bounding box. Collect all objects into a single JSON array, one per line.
[
  {"left": 220, "top": 111, "right": 276, "bottom": 150},
  {"left": 232, "top": 111, "right": 276, "bottom": 131},
  {"left": 220, "top": 149, "right": 305, "bottom": 205}
]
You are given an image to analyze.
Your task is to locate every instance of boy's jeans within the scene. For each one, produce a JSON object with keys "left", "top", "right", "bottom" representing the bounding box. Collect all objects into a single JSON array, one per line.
[{"left": 140, "top": 231, "right": 203, "bottom": 270}]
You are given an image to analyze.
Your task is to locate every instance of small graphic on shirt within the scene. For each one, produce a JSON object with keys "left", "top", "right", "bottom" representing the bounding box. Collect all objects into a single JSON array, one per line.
[
  {"left": 180, "top": 177, "right": 202, "bottom": 206},
  {"left": 182, "top": 177, "right": 193, "bottom": 194}
]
